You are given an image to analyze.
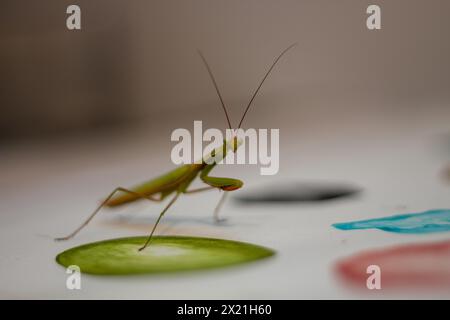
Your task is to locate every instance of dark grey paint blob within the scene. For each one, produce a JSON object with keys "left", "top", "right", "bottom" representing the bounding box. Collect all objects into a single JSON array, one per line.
[{"left": 234, "top": 181, "right": 361, "bottom": 203}]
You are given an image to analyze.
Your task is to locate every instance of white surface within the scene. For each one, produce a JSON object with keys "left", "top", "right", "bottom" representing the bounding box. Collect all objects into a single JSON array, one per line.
[{"left": 1, "top": 100, "right": 450, "bottom": 299}]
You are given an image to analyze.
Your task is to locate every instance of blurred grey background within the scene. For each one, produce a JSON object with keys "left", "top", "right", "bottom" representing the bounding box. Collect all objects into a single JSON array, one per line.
[{"left": 1, "top": 0, "right": 449, "bottom": 142}]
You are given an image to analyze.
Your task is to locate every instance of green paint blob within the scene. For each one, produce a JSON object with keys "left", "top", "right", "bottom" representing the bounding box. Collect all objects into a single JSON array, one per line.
[{"left": 56, "top": 236, "right": 275, "bottom": 275}]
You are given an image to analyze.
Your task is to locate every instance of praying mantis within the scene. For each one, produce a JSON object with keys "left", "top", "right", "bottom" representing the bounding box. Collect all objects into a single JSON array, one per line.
[{"left": 56, "top": 44, "right": 296, "bottom": 251}]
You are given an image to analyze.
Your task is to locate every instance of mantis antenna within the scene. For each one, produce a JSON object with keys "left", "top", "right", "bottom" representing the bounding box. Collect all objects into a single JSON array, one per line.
[
  {"left": 238, "top": 43, "right": 297, "bottom": 129},
  {"left": 198, "top": 50, "right": 233, "bottom": 131}
]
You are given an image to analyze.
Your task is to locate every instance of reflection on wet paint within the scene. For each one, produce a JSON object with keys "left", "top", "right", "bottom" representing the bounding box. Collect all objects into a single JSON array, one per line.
[
  {"left": 235, "top": 181, "right": 361, "bottom": 203},
  {"left": 333, "top": 209, "right": 450, "bottom": 234},
  {"left": 335, "top": 240, "right": 450, "bottom": 289}
]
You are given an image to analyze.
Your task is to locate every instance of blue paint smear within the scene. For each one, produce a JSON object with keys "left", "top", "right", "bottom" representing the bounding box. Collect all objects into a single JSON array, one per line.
[{"left": 333, "top": 209, "right": 450, "bottom": 234}]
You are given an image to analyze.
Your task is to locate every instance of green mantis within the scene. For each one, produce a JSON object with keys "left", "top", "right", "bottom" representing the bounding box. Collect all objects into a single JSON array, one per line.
[{"left": 56, "top": 44, "right": 296, "bottom": 251}]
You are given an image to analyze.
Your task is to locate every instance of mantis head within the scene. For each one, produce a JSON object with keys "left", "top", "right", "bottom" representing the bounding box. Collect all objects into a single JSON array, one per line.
[{"left": 226, "top": 134, "right": 242, "bottom": 153}]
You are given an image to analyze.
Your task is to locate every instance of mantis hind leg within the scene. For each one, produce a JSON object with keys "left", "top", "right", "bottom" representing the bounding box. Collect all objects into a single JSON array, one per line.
[{"left": 55, "top": 187, "right": 163, "bottom": 241}]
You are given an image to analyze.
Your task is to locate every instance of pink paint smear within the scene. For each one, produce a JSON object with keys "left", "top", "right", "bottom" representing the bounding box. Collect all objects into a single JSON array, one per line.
[{"left": 335, "top": 240, "right": 450, "bottom": 289}]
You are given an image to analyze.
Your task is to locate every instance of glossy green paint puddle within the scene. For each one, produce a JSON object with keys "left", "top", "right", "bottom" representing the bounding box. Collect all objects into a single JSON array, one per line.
[{"left": 56, "top": 236, "right": 275, "bottom": 275}]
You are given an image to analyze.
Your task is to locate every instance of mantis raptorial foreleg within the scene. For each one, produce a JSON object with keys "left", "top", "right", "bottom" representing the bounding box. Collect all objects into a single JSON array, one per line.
[
  {"left": 199, "top": 164, "right": 244, "bottom": 191},
  {"left": 55, "top": 187, "right": 162, "bottom": 241},
  {"left": 199, "top": 164, "right": 242, "bottom": 222},
  {"left": 138, "top": 192, "right": 180, "bottom": 251},
  {"left": 183, "top": 186, "right": 215, "bottom": 194}
]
